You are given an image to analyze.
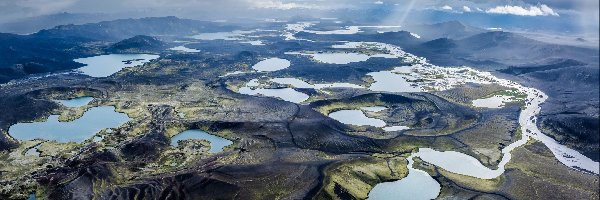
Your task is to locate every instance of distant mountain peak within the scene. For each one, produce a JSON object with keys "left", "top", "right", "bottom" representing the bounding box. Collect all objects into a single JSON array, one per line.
[
  {"left": 434, "top": 20, "right": 465, "bottom": 28},
  {"left": 108, "top": 35, "right": 165, "bottom": 53},
  {"left": 467, "top": 31, "right": 533, "bottom": 45},
  {"left": 423, "top": 37, "right": 457, "bottom": 49}
]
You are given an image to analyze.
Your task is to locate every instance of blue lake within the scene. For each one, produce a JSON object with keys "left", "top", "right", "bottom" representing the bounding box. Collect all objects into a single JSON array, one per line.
[
  {"left": 171, "top": 130, "right": 233, "bottom": 153},
  {"left": 55, "top": 97, "right": 94, "bottom": 108},
  {"left": 368, "top": 168, "right": 440, "bottom": 200},
  {"left": 74, "top": 54, "right": 159, "bottom": 77},
  {"left": 8, "top": 106, "right": 130, "bottom": 142},
  {"left": 368, "top": 154, "right": 441, "bottom": 200}
]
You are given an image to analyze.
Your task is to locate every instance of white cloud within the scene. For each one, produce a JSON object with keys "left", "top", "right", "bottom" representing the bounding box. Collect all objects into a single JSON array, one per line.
[
  {"left": 441, "top": 5, "right": 452, "bottom": 10},
  {"left": 463, "top": 6, "right": 471, "bottom": 12},
  {"left": 486, "top": 4, "right": 559, "bottom": 16},
  {"left": 374, "top": 1, "right": 383, "bottom": 5}
]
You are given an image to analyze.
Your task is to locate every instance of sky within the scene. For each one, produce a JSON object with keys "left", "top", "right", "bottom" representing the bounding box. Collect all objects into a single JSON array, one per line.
[{"left": 0, "top": 0, "right": 598, "bottom": 37}]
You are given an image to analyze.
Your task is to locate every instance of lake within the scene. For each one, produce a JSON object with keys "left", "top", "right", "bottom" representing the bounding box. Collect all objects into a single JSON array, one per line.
[
  {"left": 74, "top": 54, "right": 159, "bottom": 77},
  {"left": 415, "top": 148, "right": 503, "bottom": 179},
  {"left": 8, "top": 106, "right": 130, "bottom": 143},
  {"left": 271, "top": 77, "right": 363, "bottom": 89},
  {"left": 328, "top": 110, "right": 386, "bottom": 127},
  {"left": 368, "top": 154, "right": 440, "bottom": 200},
  {"left": 190, "top": 30, "right": 253, "bottom": 40},
  {"left": 169, "top": 45, "right": 200, "bottom": 52},
  {"left": 382, "top": 126, "right": 410, "bottom": 132},
  {"left": 171, "top": 130, "right": 233, "bottom": 153},
  {"left": 368, "top": 70, "right": 423, "bottom": 93},
  {"left": 472, "top": 95, "right": 513, "bottom": 108},
  {"left": 241, "top": 40, "right": 265, "bottom": 46},
  {"left": 239, "top": 87, "right": 309, "bottom": 103},
  {"left": 238, "top": 78, "right": 360, "bottom": 103},
  {"left": 55, "top": 97, "right": 94, "bottom": 108},
  {"left": 252, "top": 58, "right": 291, "bottom": 72},
  {"left": 286, "top": 52, "right": 396, "bottom": 64}
]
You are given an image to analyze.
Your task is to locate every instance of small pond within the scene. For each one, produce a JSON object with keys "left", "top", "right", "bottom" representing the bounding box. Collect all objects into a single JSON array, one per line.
[
  {"left": 382, "top": 126, "right": 410, "bottom": 132},
  {"left": 252, "top": 58, "right": 291, "bottom": 72},
  {"left": 368, "top": 71, "right": 423, "bottom": 93},
  {"left": 239, "top": 87, "right": 309, "bottom": 103},
  {"left": 472, "top": 95, "right": 514, "bottom": 108},
  {"left": 171, "top": 130, "right": 233, "bottom": 153},
  {"left": 241, "top": 40, "right": 265, "bottom": 45},
  {"left": 190, "top": 30, "right": 252, "bottom": 40},
  {"left": 368, "top": 154, "right": 441, "bottom": 200},
  {"left": 169, "top": 45, "right": 200, "bottom": 52},
  {"left": 328, "top": 110, "right": 386, "bottom": 127},
  {"left": 55, "top": 97, "right": 94, "bottom": 108}
]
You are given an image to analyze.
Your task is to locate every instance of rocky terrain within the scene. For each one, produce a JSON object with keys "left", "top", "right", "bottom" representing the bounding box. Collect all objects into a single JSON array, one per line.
[{"left": 0, "top": 17, "right": 597, "bottom": 200}]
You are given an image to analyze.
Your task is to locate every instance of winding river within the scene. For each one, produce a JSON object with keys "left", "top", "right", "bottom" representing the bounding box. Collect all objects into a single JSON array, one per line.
[
  {"left": 323, "top": 42, "right": 600, "bottom": 199},
  {"left": 338, "top": 41, "right": 599, "bottom": 175}
]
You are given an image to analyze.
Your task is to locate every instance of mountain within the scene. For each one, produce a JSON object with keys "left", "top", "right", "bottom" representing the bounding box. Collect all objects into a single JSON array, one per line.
[
  {"left": 404, "top": 21, "right": 484, "bottom": 40},
  {"left": 407, "top": 31, "right": 599, "bottom": 69},
  {"left": 497, "top": 59, "right": 586, "bottom": 76},
  {"left": 0, "top": 33, "right": 98, "bottom": 83},
  {"left": 419, "top": 38, "right": 457, "bottom": 53},
  {"left": 457, "top": 31, "right": 599, "bottom": 66},
  {"left": 0, "top": 16, "right": 239, "bottom": 83},
  {"left": 34, "top": 16, "right": 237, "bottom": 41},
  {"left": 0, "top": 12, "right": 116, "bottom": 35},
  {"left": 107, "top": 35, "right": 165, "bottom": 53},
  {"left": 294, "top": 30, "right": 422, "bottom": 46}
]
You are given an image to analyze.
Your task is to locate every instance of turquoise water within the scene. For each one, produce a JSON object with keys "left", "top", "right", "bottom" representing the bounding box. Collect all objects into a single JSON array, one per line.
[
  {"left": 8, "top": 106, "right": 130, "bottom": 142},
  {"left": 171, "top": 130, "right": 233, "bottom": 153},
  {"left": 55, "top": 97, "right": 94, "bottom": 108}
]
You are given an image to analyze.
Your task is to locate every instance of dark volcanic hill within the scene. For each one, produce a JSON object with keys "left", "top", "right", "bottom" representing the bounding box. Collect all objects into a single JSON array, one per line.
[
  {"left": 407, "top": 31, "right": 599, "bottom": 69},
  {"left": 0, "top": 33, "right": 97, "bottom": 83},
  {"left": 107, "top": 35, "right": 165, "bottom": 53},
  {"left": 0, "top": 16, "right": 241, "bottom": 83}
]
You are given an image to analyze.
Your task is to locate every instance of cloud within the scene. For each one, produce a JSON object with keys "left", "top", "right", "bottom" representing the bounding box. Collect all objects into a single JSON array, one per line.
[
  {"left": 486, "top": 4, "right": 559, "bottom": 16},
  {"left": 441, "top": 5, "right": 452, "bottom": 10},
  {"left": 463, "top": 6, "right": 471, "bottom": 12},
  {"left": 0, "top": 0, "right": 79, "bottom": 21},
  {"left": 374, "top": 1, "right": 384, "bottom": 5}
]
